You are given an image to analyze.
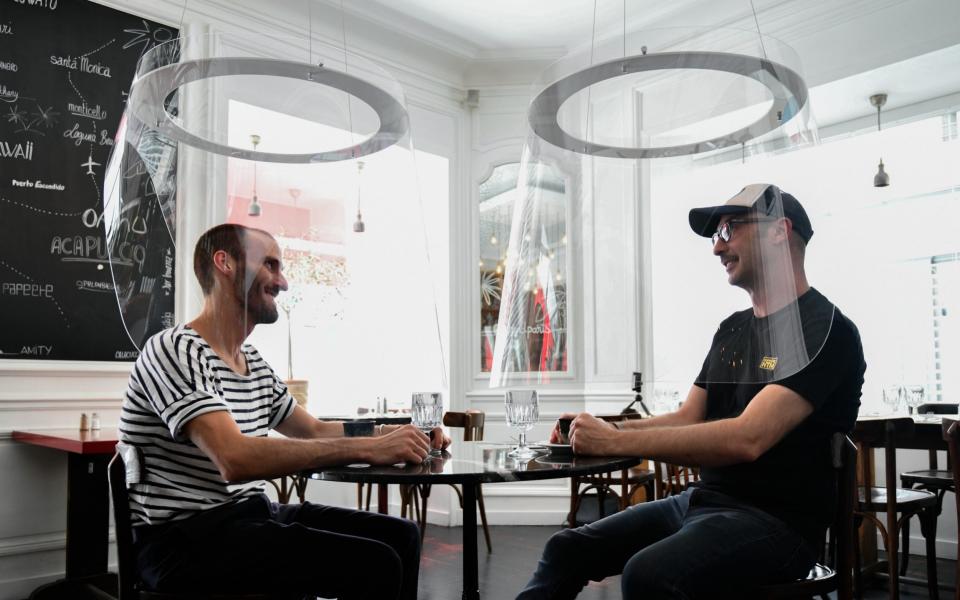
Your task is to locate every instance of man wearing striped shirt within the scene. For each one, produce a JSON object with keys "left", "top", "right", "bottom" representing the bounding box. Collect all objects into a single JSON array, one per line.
[{"left": 120, "top": 223, "right": 446, "bottom": 599}]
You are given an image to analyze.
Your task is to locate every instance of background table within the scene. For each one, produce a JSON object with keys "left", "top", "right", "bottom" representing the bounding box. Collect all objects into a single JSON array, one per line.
[
  {"left": 12, "top": 429, "right": 119, "bottom": 599},
  {"left": 306, "top": 440, "right": 642, "bottom": 600}
]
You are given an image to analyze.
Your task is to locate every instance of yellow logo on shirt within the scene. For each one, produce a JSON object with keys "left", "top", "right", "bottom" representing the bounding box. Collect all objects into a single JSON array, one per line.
[{"left": 759, "top": 356, "right": 778, "bottom": 370}]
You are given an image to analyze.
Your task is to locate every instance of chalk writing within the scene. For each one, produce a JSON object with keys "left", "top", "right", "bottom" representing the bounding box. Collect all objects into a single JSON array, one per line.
[
  {"left": 0, "top": 61, "right": 17, "bottom": 72},
  {"left": 0, "top": 140, "right": 34, "bottom": 160},
  {"left": 162, "top": 249, "right": 173, "bottom": 295},
  {"left": 21, "top": 345, "right": 54, "bottom": 357},
  {"left": 13, "top": 0, "right": 58, "bottom": 9},
  {"left": 11, "top": 179, "right": 64, "bottom": 190},
  {"left": 62, "top": 122, "right": 114, "bottom": 147},
  {"left": 76, "top": 279, "right": 114, "bottom": 293},
  {"left": 2, "top": 282, "right": 54, "bottom": 297},
  {"left": 49, "top": 54, "right": 111, "bottom": 78},
  {"left": 0, "top": 85, "right": 18, "bottom": 102},
  {"left": 0, "top": 23, "right": 12, "bottom": 35},
  {"left": 114, "top": 350, "right": 139, "bottom": 360},
  {"left": 50, "top": 234, "right": 145, "bottom": 271},
  {"left": 67, "top": 101, "right": 106, "bottom": 120}
]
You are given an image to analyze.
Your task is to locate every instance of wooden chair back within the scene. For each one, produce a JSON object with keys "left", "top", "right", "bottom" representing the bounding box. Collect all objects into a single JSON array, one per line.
[
  {"left": 654, "top": 462, "right": 700, "bottom": 499},
  {"left": 941, "top": 418, "right": 960, "bottom": 600},
  {"left": 443, "top": 409, "right": 485, "bottom": 441},
  {"left": 920, "top": 403, "right": 958, "bottom": 469}
]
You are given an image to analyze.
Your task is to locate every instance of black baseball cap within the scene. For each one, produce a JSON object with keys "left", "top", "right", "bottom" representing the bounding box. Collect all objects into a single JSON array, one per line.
[{"left": 688, "top": 183, "right": 813, "bottom": 243}]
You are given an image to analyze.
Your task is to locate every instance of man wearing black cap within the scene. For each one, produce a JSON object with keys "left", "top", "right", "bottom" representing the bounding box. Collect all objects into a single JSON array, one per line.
[{"left": 517, "top": 184, "right": 865, "bottom": 599}]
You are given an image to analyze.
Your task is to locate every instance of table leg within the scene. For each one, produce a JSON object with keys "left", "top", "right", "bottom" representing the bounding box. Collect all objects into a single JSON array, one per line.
[
  {"left": 28, "top": 454, "right": 116, "bottom": 599},
  {"left": 377, "top": 483, "right": 389, "bottom": 514},
  {"left": 462, "top": 483, "right": 480, "bottom": 600},
  {"left": 66, "top": 453, "right": 110, "bottom": 578}
]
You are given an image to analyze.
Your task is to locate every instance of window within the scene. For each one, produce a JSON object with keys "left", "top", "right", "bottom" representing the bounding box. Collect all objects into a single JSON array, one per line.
[
  {"left": 649, "top": 109, "right": 960, "bottom": 410},
  {"left": 225, "top": 100, "right": 449, "bottom": 416},
  {"left": 478, "top": 163, "right": 569, "bottom": 375}
]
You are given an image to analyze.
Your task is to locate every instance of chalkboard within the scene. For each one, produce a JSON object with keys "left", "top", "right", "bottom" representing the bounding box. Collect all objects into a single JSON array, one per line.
[{"left": 0, "top": 0, "right": 178, "bottom": 361}]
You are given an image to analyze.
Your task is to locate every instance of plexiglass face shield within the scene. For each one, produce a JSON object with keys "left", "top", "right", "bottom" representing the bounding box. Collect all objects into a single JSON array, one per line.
[
  {"left": 489, "top": 27, "right": 832, "bottom": 395},
  {"left": 106, "top": 33, "right": 446, "bottom": 413}
]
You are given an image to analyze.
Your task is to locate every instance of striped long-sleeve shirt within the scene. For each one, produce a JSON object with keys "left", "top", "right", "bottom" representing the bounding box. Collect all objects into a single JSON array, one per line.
[{"left": 119, "top": 325, "right": 296, "bottom": 527}]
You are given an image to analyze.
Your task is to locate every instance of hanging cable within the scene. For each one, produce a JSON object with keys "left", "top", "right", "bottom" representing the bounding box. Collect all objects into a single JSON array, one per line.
[{"left": 748, "top": 0, "right": 768, "bottom": 60}]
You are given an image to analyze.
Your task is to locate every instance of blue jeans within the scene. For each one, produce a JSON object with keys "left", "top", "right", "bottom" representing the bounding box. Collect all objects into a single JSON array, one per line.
[
  {"left": 135, "top": 494, "right": 421, "bottom": 600},
  {"left": 517, "top": 489, "right": 816, "bottom": 600}
]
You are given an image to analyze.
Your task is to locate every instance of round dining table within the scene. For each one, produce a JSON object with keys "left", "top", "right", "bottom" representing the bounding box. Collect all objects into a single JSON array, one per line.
[{"left": 305, "top": 440, "right": 642, "bottom": 600}]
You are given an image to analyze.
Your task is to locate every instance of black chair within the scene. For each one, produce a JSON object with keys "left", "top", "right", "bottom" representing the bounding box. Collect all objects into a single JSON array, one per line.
[
  {"left": 754, "top": 433, "right": 857, "bottom": 600},
  {"left": 400, "top": 410, "right": 493, "bottom": 553},
  {"left": 108, "top": 448, "right": 275, "bottom": 600},
  {"left": 899, "top": 402, "right": 957, "bottom": 575},
  {"left": 853, "top": 417, "right": 939, "bottom": 600},
  {"left": 940, "top": 418, "right": 960, "bottom": 600}
]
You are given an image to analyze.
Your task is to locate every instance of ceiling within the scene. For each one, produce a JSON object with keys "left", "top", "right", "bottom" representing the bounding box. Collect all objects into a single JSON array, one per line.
[{"left": 325, "top": 0, "right": 960, "bottom": 128}]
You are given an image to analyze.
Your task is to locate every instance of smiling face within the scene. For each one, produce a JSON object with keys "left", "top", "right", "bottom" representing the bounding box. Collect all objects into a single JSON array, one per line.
[
  {"left": 713, "top": 214, "right": 765, "bottom": 290},
  {"left": 236, "top": 231, "right": 288, "bottom": 325}
]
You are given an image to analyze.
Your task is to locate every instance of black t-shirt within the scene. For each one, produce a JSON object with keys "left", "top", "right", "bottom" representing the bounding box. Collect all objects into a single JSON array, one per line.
[{"left": 692, "top": 288, "right": 865, "bottom": 546}]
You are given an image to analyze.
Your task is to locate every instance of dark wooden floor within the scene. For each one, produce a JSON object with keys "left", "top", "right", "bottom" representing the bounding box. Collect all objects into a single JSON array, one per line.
[{"left": 419, "top": 525, "right": 958, "bottom": 599}]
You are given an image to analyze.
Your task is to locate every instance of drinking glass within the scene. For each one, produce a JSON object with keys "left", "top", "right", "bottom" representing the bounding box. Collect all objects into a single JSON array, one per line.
[
  {"left": 505, "top": 389, "right": 539, "bottom": 458},
  {"left": 905, "top": 385, "right": 925, "bottom": 415},
  {"left": 411, "top": 392, "right": 443, "bottom": 456},
  {"left": 881, "top": 385, "right": 902, "bottom": 414}
]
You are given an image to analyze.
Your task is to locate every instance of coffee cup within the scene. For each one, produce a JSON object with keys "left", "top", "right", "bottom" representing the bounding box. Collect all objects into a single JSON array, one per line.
[{"left": 557, "top": 417, "right": 573, "bottom": 444}]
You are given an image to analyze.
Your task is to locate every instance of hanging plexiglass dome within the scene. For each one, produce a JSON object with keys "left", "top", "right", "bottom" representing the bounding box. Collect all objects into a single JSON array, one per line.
[
  {"left": 104, "top": 32, "right": 446, "bottom": 413},
  {"left": 490, "top": 26, "right": 831, "bottom": 399}
]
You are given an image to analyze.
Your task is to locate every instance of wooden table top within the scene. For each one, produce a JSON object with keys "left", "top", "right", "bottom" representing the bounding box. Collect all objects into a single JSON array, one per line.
[{"left": 12, "top": 429, "right": 118, "bottom": 454}]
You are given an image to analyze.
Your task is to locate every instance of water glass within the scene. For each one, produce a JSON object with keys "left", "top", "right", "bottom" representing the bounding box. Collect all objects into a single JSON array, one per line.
[
  {"left": 904, "top": 385, "right": 925, "bottom": 415},
  {"left": 505, "top": 389, "right": 539, "bottom": 458},
  {"left": 881, "top": 385, "right": 902, "bottom": 414},
  {"left": 411, "top": 392, "right": 443, "bottom": 456}
]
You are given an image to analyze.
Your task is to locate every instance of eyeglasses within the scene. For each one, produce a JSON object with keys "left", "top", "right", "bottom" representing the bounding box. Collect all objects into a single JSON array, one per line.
[{"left": 711, "top": 218, "right": 773, "bottom": 245}]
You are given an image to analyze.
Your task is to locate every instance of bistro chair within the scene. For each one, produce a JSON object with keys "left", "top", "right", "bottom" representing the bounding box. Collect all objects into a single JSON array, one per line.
[
  {"left": 108, "top": 448, "right": 275, "bottom": 600},
  {"left": 653, "top": 462, "right": 700, "bottom": 499},
  {"left": 853, "top": 417, "right": 939, "bottom": 600},
  {"left": 400, "top": 410, "right": 493, "bottom": 553},
  {"left": 754, "top": 433, "right": 857, "bottom": 600},
  {"left": 567, "top": 414, "right": 655, "bottom": 527},
  {"left": 941, "top": 417, "right": 960, "bottom": 600},
  {"left": 899, "top": 402, "right": 958, "bottom": 575}
]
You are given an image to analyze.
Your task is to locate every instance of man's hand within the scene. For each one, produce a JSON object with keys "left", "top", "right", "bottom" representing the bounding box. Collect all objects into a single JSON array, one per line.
[
  {"left": 430, "top": 427, "right": 452, "bottom": 451},
  {"left": 569, "top": 413, "right": 621, "bottom": 456},
  {"left": 550, "top": 412, "right": 580, "bottom": 443},
  {"left": 368, "top": 424, "right": 431, "bottom": 465}
]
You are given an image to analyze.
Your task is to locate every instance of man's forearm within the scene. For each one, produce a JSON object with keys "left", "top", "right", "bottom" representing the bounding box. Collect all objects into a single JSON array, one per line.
[
  {"left": 608, "top": 419, "right": 756, "bottom": 467},
  {"left": 212, "top": 435, "right": 372, "bottom": 482}
]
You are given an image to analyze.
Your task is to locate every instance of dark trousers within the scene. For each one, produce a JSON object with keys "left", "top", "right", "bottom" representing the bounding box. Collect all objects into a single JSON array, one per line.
[
  {"left": 135, "top": 494, "right": 421, "bottom": 600},
  {"left": 517, "top": 489, "right": 816, "bottom": 600}
]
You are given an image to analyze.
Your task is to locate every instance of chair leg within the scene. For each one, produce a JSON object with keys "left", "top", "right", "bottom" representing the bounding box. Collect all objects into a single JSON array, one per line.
[
  {"left": 567, "top": 478, "right": 580, "bottom": 528},
  {"left": 476, "top": 483, "right": 492, "bottom": 554},
  {"left": 853, "top": 514, "right": 863, "bottom": 600},
  {"left": 356, "top": 482, "right": 364, "bottom": 510},
  {"left": 418, "top": 484, "right": 432, "bottom": 541},
  {"left": 900, "top": 514, "right": 911, "bottom": 576},
  {"left": 364, "top": 482, "right": 373, "bottom": 512},
  {"left": 918, "top": 508, "right": 939, "bottom": 600}
]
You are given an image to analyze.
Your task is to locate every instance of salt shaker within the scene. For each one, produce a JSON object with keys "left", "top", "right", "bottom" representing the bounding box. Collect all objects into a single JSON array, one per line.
[{"left": 90, "top": 412, "right": 101, "bottom": 431}]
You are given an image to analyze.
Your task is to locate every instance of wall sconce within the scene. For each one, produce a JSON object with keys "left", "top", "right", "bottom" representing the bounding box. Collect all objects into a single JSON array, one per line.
[{"left": 870, "top": 94, "right": 890, "bottom": 187}]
